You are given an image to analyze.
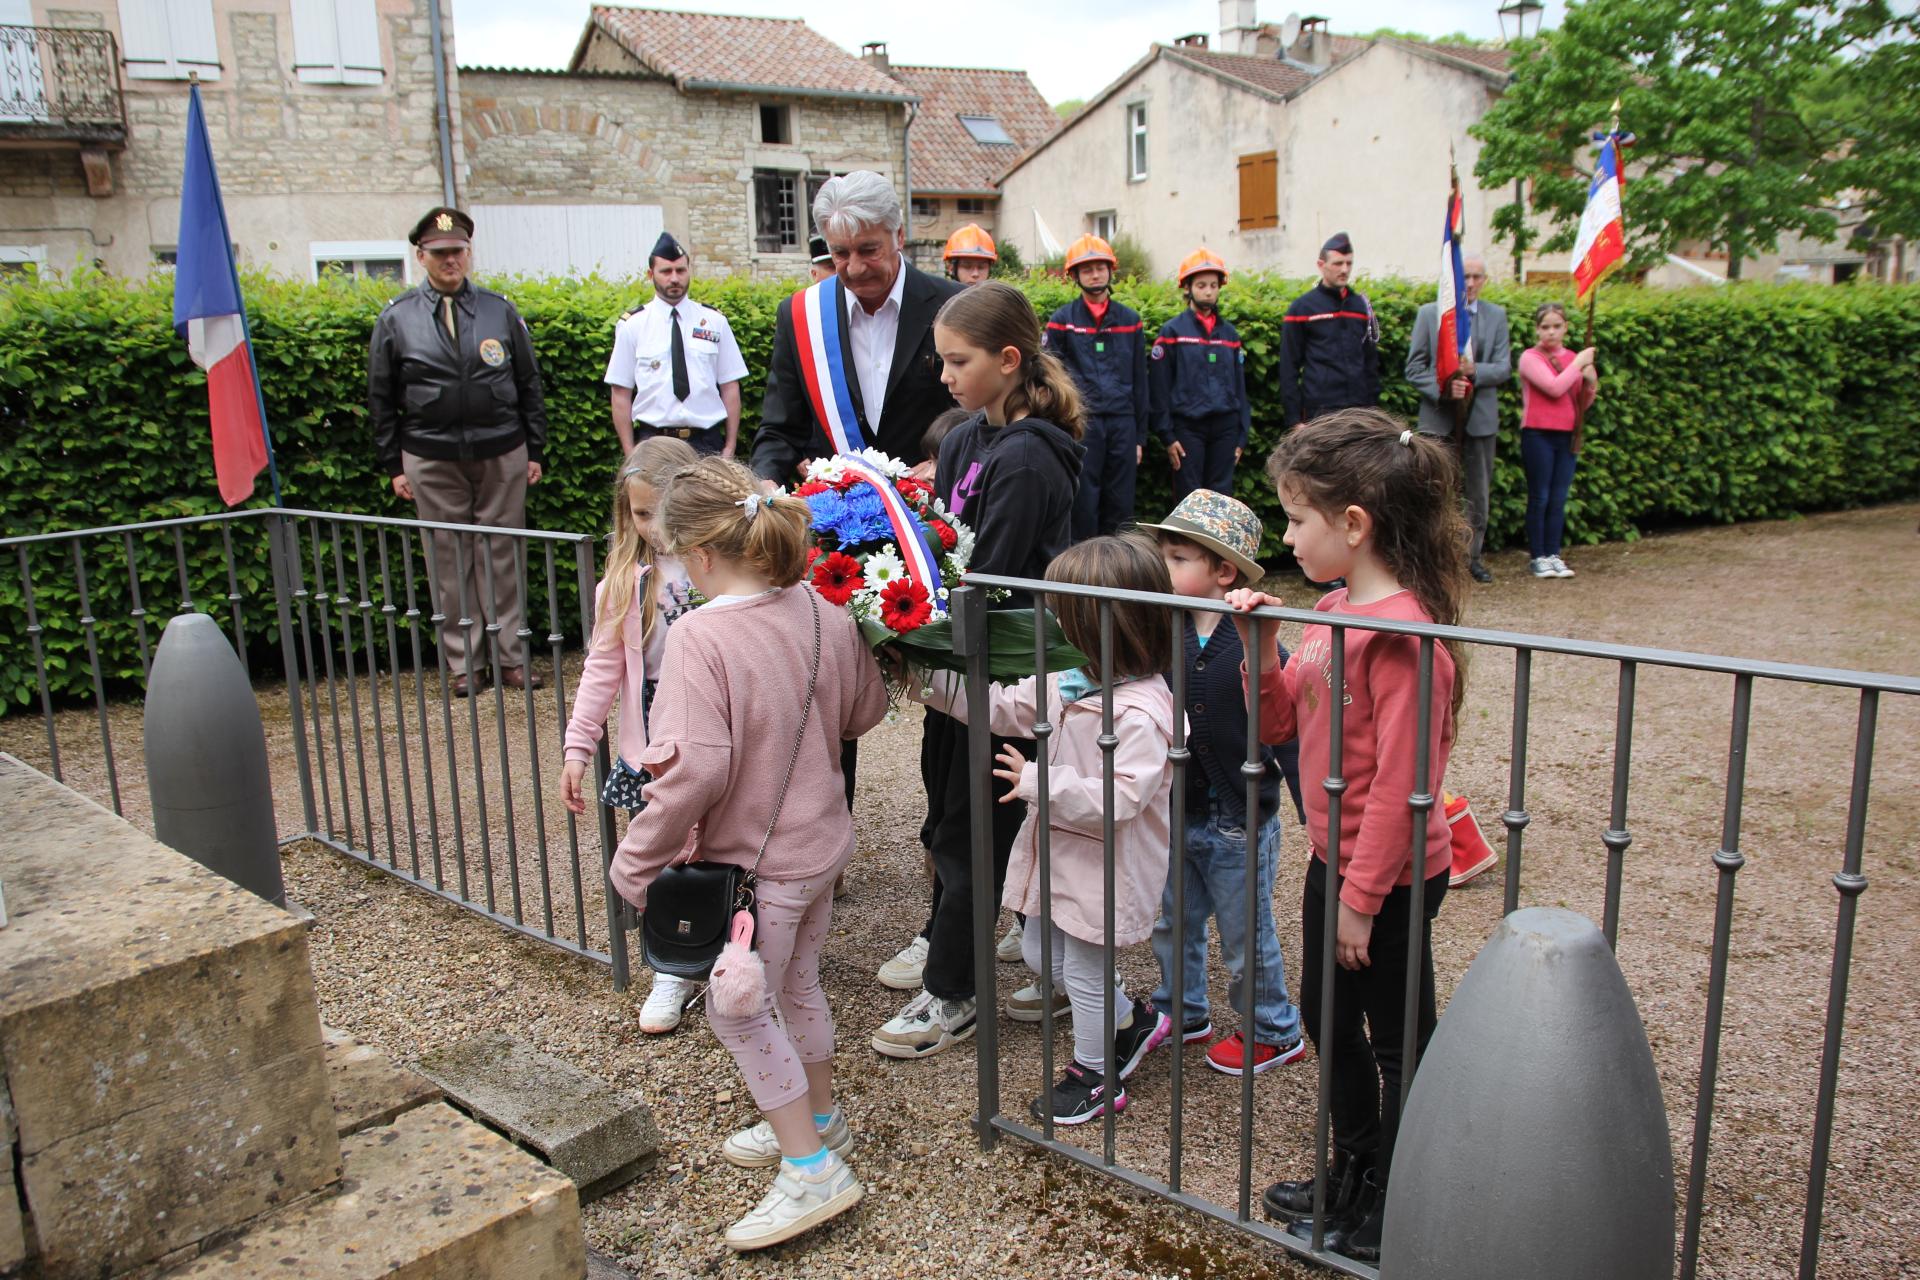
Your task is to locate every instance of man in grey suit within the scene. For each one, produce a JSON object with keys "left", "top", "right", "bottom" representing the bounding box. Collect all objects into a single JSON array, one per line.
[{"left": 1406, "top": 256, "right": 1509, "bottom": 583}]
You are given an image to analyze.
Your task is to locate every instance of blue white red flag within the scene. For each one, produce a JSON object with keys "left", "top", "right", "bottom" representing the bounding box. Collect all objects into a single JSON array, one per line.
[
  {"left": 789, "top": 275, "right": 867, "bottom": 454},
  {"left": 173, "top": 83, "right": 276, "bottom": 507},
  {"left": 836, "top": 453, "right": 943, "bottom": 597},
  {"left": 1436, "top": 165, "right": 1472, "bottom": 390},
  {"left": 1571, "top": 132, "right": 1627, "bottom": 301}
]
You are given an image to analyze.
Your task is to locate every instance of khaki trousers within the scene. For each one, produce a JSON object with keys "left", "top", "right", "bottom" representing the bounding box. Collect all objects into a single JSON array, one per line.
[{"left": 402, "top": 444, "right": 528, "bottom": 674}]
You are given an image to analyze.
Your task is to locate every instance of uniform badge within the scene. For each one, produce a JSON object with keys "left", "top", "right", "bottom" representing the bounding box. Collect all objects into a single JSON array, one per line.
[
  {"left": 435, "top": 212, "right": 454, "bottom": 232},
  {"left": 648, "top": 359, "right": 661, "bottom": 371},
  {"left": 1151, "top": 343, "right": 1166, "bottom": 360},
  {"left": 479, "top": 338, "right": 506, "bottom": 366}
]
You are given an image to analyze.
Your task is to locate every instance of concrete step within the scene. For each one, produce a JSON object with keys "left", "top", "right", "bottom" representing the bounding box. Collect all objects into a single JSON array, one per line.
[
  {"left": 417, "top": 1033, "right": 659, "bottom": 1202},
  {"left": 323, "top": 1027, "right": 443, "bottom": 1138},
  {"left": 164, "top": 1102, "right": 586, "bottom": 1280}
]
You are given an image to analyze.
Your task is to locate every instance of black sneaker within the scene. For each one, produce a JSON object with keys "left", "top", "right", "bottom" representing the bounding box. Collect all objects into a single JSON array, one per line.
[
  {"left": 1029, "top": 1061, "right": 1126, "bottom": 1126},
  {"left": 1112, "top": 998, "right": 1172, "bottom": 1080},
  {"left": 1179, "top": 1016, "right": 1213, "bottom": 1045},
  {"left": 1470, "top": 561, "right": 1494, "bottom": 584}
]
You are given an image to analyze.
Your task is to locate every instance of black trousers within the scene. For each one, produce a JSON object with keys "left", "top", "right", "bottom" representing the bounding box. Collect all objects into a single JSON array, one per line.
[
  {"left": 1071, "top": 413, "right": 1140, "bottom": 541},
  {"left": 1300, "top": 855, "right": 1449, "bottom": 1179},
  {"left": 920, "top": 707, "right": 1028, "bottom": 1000},
  {"left": 1168, "top": 410, "right": 1241, "bottom": 502}
]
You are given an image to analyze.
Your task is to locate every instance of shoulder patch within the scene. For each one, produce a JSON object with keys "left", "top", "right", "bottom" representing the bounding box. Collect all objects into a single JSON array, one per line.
[{"left": 619, "top": 308, "right": 640, "bottom": 322}]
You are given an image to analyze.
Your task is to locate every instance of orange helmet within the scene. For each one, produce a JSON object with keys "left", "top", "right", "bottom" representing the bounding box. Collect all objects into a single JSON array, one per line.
[
  {"left": 1178, "top": 247, "right": 1228, "bottom": 287},
  {"left": 943, "top": 223, "right": 997, "bottom": 264},
  {"left": 1064, "top": 234, "right": 1118, "bottom": 273}
]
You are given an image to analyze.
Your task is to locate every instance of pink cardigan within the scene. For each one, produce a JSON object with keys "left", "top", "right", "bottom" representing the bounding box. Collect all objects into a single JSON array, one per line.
[
  {"left": 563, "top": 556, "right": 688, "bottom": 769},
  {"left": 608, "top": 584, "right": 887, "bottom": 910},
  {"left": 918, "top": 672, "right": 1174, "bottom": 947},
  {"left": 1518, "top": 345, "right": 1596, "bottom": 432}
]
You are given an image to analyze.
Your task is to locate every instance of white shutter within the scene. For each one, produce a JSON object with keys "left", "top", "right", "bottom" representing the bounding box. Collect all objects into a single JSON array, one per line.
[
  {"left": 335, "top": 0, "right": 383, "bottom": 82},
  {"left": 289, "top": 0, "right": 340, "bottom": 77},
  {"left": 293, "top": 0, "right": 382, "bottom": 85},
  {"left": 165, "top": 0, "right": 220, "bottom": 77},
  {"left": 120, "top": 0, "right": 220, "bottom": 80}
]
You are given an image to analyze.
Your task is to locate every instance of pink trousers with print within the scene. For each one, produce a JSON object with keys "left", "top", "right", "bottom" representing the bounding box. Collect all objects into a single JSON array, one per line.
[{"left": 706, "top": 872, "right": 838, "bottom": 1112}]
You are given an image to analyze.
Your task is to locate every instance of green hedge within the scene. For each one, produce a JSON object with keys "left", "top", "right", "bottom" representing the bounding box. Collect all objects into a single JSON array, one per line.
[{"left": 3, "top": 269, "right": 1917, "bottom": 707}]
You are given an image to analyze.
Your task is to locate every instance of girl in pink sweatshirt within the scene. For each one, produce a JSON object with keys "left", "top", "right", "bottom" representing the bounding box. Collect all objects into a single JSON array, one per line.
[
  {"left": 608, "top": 458, "right": 887, "bottom": 1254},
  {"left": 558, "top": 436, "right": 698, "bottom": 1034},
  {"left": 1225, "top": 408, "right": 1469, "bottom": 1266}
]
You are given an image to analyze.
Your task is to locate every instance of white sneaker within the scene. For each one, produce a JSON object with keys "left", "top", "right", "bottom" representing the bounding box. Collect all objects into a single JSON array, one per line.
[
  {"left": 1529, "top": 557, "right": 1557, "bottom": 579},
  {"left": 723, "top": 1149, "right": 863, "bottom": 1251},
  {"left": 996, "top": 920, "right": 1025, "bottom": 963},
  {"left": 1006, "top": 982, "right": 1071, "bottom": 1023},
  {"left": 1549, "top": 555, "right": 1575, "bottom": 578},
  {"left": 638, "top": 973, "right": 696, "bottom": 1034},
  {"left": 871, "top": 988, "right": 977, "bottom": 1059},
  {"left": 876, "top": 935, "right": 930, "bottom": 990},
  {"left": 721, "top": 1105, "right": 853, "bottom": 1169}
]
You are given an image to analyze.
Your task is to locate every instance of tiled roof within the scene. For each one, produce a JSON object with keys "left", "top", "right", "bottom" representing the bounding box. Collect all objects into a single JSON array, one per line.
[
  {"left": 887, "top": 65, "right": 1058, "bottom": 194},
  {"left": 582, "top": 6, "right": 911, "bottom": 99},
  {"left": 1409, "top": 42, "right": 1512, "bottom": 73},
  {"left": 1168, "top": 47, "right": 1315, "bottom": 99}
]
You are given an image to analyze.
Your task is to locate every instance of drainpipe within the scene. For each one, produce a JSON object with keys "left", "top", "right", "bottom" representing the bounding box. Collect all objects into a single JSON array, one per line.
[
  {"left": 426, "top": 0, "right": 457, "bottom": 206},
  {"left": 902, "top": 100, "right": 916, "bottom": 249}
]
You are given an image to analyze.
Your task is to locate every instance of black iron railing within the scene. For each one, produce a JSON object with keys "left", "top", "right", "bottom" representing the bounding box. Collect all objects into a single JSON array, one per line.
[{"left": 0, "top": 25, "right": 125, "bottom": 144}]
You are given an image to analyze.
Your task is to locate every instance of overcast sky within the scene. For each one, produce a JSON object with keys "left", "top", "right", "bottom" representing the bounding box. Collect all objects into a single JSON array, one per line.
[{"left": 451, "top": 0, "right": 1575, "bottom": 105}]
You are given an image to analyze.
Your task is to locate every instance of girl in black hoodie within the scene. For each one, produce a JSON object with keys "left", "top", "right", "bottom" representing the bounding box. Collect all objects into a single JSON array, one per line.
[{"left": 871, "top": 282, "right": 1086, "bottom": 1061}]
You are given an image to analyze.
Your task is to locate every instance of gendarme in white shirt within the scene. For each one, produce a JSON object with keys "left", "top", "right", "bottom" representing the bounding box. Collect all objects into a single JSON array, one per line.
[
  {"left": 844, "top": 256, "right": 906, "bottom": 427},
  {"left": 604, "top": 295, "right": 749, "bottom": 430}
]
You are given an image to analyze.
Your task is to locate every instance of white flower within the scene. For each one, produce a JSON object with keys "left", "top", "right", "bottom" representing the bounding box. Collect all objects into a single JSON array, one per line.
[
  {"left": 858, "top": 448, "right": 908, "bottom": 478},
  {"left": 950, "top": 527, "right": 976, "bottom": 568},
  {"left": 863, "top": 549, "right": 907, "bottom": 588},
  {"left": 807, "top": 456, "right": 847, "bottom": 484}
]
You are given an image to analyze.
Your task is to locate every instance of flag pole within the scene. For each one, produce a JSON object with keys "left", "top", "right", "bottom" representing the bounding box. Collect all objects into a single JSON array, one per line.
[
  {"left": 1448, "top": 146, "right": 1471, "bottom": 443},
  {"left": 1583, "top": 97, "right": 1621, "bottom": 351}
]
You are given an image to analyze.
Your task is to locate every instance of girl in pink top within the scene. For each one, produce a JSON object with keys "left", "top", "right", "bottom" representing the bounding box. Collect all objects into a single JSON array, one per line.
[
  {"left": 608, "top": 458, "right": 887, "bottom": 1253},
  {"left": 1516, "top": 301, "right": 1599, "bottom": 579},
  {"left": 1226, "top": 408, "right": 1469, "bottom": 1266},
  {"left": 558, "top": 436, "right": 698, "bottom": 1035}
]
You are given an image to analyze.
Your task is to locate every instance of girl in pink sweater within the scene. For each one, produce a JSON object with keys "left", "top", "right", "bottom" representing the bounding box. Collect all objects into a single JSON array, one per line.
[
  {"left": 1516, "top": 301, "right": 1599, "bottom": 579},
  {"left": 1226, "top": 408, "right": 1468, "bottom": 1266},
  {"left": 608, "top": 458, "right": 887, "bottom": 1254},
  {"left": 558, "top": 436, "right": 698, "bottom": 1035}
]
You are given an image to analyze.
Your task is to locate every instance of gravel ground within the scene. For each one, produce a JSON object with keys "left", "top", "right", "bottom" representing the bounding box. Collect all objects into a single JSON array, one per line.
[{"left": 5, "top": 502, "right": 1917, "bottom": 1279}]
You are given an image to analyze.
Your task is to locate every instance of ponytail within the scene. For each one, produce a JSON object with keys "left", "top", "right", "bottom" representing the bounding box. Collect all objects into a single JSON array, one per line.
[
  {"left": 936, "top": 281, "right": 1085, "bottom": 438},
  {"left": 1006, "top": 348, "right": 1084, "bottom": 439},
  {"left": 660, "top": 458, "right": 813, "bottom": 586}
]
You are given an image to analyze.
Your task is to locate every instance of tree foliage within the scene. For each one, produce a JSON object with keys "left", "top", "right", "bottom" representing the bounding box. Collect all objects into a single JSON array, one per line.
[{"left": 1473, "top": 0, "right": 1920, "bottom": 278}]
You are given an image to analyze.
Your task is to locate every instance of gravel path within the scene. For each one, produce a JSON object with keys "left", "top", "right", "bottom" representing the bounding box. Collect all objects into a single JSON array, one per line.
[{"left": 5, "top": 502, "right": 1917, "bottom": 1279}]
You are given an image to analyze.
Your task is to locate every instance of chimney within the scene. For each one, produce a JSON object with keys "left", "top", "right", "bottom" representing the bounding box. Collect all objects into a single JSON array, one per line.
[
  {"left": 1217, "top": 0, "right": 1259, "bottom": 55},
  {"left": 861, "top": 41, "right": 890, "bottom": 75},
  {"left": 1288, "top": 15, "right": 1333, "bottom": 69}
]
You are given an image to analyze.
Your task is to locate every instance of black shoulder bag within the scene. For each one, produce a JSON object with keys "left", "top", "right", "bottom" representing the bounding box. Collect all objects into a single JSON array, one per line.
[{"left": 639, "top": 587, "right": 821, "bottom": 981}]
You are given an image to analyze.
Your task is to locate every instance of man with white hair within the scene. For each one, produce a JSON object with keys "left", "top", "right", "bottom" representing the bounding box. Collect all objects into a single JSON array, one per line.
[{"left": 751, "top": 170, "right": 963, "bottom": 485}]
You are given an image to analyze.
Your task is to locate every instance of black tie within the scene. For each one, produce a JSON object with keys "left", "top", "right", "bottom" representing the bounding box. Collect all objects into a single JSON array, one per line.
[{"left": 669, "top": 305, "right": 690, "bottom": 402}]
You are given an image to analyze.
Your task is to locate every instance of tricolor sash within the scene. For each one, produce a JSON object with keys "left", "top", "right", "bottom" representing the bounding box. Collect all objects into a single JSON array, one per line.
[
  {"left": 789, "top": 276, "right": 867, "bottom": 454},
  {"left": 838, "top": 453, "right": 943, "bottom": 598}
]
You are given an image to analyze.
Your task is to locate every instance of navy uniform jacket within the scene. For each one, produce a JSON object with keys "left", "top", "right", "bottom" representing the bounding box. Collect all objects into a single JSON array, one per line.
[
  {"left": 1149, "top": 309, "right": 1251, "bottom": 446},
  {"left": 1043, "top": 296, "right": 1150, "bottom": 442},
  {"left": 1278, "top": 281, "right": 1381, "bottom": 426}
]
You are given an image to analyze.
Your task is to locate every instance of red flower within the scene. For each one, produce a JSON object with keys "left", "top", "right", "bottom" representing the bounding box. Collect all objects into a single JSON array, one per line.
[
  {"left": 811, "top": 551, "right": 864, "bottom": 606},
  {"left": 926, "top": 519, "right": 959, "bottom": 551},
  {"left": 878, "top": 578, "right": 933, "bottom": 633},
  {"left": 795, "top": 480, "right": 831, "bottom": 498},
  {"left": 806, "top": 545, "right": 822, "bottom": 565},
  {"left": 896, "top": 477, "right": 932, "bottom": 498}
]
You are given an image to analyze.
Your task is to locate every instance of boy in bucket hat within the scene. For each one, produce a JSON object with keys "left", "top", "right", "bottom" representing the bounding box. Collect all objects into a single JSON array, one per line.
[{"left": 1136, "top": 491, "right": 1307, "bottom": 1076}]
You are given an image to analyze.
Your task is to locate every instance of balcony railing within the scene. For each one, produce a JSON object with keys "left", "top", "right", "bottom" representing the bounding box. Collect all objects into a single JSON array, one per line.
[{"left": 0, "top": 25, "right": 126, "bottom": 146}]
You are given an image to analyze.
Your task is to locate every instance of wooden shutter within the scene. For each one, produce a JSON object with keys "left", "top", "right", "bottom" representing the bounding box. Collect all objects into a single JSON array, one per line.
[
  {"left": 1238, "top": 151, "right": 1278, "bottom": 230},
  {"left": 335, "top": 0, "right": 383, "bottom": 81},
  {"left": 293, "top": 0, "right": 382, "bottom": 84},
  {"left": 165, "top": 0, "right": 220, "bottom": 77}
]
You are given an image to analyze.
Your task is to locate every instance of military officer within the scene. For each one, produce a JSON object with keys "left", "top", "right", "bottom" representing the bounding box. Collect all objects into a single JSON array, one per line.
[
  {"left": 605, "top": 231, "right": 749, "bottom": 458},
  {"left": 369, "top": 206, "right": 548, "bottom": 696}
]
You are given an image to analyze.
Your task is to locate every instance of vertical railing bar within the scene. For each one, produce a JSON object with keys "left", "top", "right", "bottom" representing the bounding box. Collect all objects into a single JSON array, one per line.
[
  {"left": 171, "top": 525, "right": 193, "bottom": 613},
  {"left": 17, "top": 546, "right": 63, "bottom": 781},
  {"left": 1679, "top": 672, "right": 1753, "bottom": 1280},
  {"left": 579, "top": 539, "right": 625, "bottom": 988},
  {"left": 1398, "top": 637, "right": 1436, "bottom": 1119},
  {"left": 331, "top": 522, "right": 376, "bottom": 855},
  {"left": 219, "top": 522, "right": 247, "bottom": 668},
  {"left": 1033, "top": 589, "right": 1056, "bottom": 1146},
  {"left": 123, "top": 531, "right": 153, "bottom": 683},
  {"left": 425, "top": 529, "right": 470, "bottom": 900},
  {"left": 1502, "top": 647, "right": 1533, "bottom": 915},
  {"left": 1309, "top": 621, "right": 1348, "bottom": 1252},
  {"left": 70, "top": 540, "right": 120, "bottom": 814},
  {"left": 1601, "top": 660, "right": 1637, "bottom": 948},
  {"left": 292, "top": 519, "right": 337, "bottom": 838},
  {"left": 375, "top": 528, "right": 420, "bottom": 877},
  {"left": 1098, "top": 599, "right": 1118, "bottom": 1169},
  {"left": 1797, "top": 689, "right": 1877, "bottom": 1280},
  {"left": 513, "top": 539, "right": 554, "bottom": 939},
  {"left": 1165, "top": 607, "right": 1187, "bottom": 1192},
  {"left": 552, "top": 543, "right": 588, "bottom": 948},
  {"left": 267, "top": 514, "right": 317, "bottom": 835},
  {"left": 311, "top": 521, "right": 354, "bottom": 848},
  {"left": 352, "top": 525, "right": 397, "bottom": 865},
  {"left": 481, "top": 533, "right": 524, "bottom": 925},
  {"left": 957, "top": 585, "right": 997, "bottom": 1147},
  {"left": 1238, "top": 607, "right": 1266, "bottom": 1221},
  {"left": 401, "top": 529, "right": 444, "bottom": 889},
  {"left": 454, "top": 532, "right": 497, "bottom": 913}
]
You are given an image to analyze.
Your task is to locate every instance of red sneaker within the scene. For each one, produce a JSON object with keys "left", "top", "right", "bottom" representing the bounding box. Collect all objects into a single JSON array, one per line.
[
  {"left": 1445, "top": 791, "right": 1498, "bottom": 887},
  {"left": 1205, "top": 1032, "right": 1307, "bottom": 1076}
]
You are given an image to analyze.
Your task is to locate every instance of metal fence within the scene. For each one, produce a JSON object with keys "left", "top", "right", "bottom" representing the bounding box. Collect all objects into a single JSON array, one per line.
[
  {"left": 951, "top": 572, "right": 1919, "bottom": 1280},
  {"left": 0, "top": 507, "right": 635, "bottom": 987}
]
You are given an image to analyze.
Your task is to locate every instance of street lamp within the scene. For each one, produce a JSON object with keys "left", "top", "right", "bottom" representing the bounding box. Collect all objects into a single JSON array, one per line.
[{"left": 1497, "top": 0, "right": 1544, "bottom": 42}]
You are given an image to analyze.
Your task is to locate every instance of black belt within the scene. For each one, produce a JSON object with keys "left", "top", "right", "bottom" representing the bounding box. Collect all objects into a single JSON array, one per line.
[{"left": 639, "top": 424, "right": 718, "bottom": 439}]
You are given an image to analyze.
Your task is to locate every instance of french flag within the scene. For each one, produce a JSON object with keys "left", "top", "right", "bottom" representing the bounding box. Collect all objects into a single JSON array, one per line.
[
  {"left": 173, "top": 83, "right": 276, "bottom": 507},
  {"left": 1435, "top": 164, "right": 1472, "bottom": 390},
  {"left": 1571, "top": 133, "right": 1627, "bottom": 302}
]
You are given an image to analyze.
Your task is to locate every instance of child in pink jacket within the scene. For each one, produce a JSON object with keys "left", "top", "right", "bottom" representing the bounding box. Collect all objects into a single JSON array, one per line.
[{"left": 913, "top": 533, "right": 1176, "bottom": 1126}]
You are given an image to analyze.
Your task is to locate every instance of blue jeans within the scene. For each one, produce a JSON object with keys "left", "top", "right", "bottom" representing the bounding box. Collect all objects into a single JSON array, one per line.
[
  {"left": 1151, "top": 808, "right": 1301, "bottom": 1046},
  {"left": 1520, "top": 427, "right": 1578, "bottom": 558}
]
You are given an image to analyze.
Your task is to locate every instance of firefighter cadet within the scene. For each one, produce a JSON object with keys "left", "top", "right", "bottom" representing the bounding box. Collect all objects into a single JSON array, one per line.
[
  {"left": 1277, "top": 231, "right": 1381, "bottom": 427},
  {"left": 605, "top": 231, "right": 749, "bottom": 458},
  {"left": 369, "top": 205, "right": 548, "bottom": 697},
  {"left": 1152, "top": 249, "right": 1251, "bottom": 501},
  {"left": 941, "top": 223, "right": 997, "bottom": 285},
  {"left": 1045, "top": 234, "right": 1150, "bottom": 539}
]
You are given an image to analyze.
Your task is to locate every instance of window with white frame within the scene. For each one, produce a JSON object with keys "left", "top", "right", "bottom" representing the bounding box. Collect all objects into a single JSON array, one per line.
[
  {"left": 310, "top": 240, "right": 408, "bottom": 282},
  {"left": 1126, "top": 102, "right": 1148, "bottom": 181},
  {"left": 1091, "top": 210, "right": 1117, "bottom": 242},
  {"left": 290, "top": 0, "right": 383, "bottom": 85},
  {"left": 119, "top": 0, "right": 222, "bottom": 81},
  {"left": 0, "top": 244, "right": 46, "bottom": 277}
]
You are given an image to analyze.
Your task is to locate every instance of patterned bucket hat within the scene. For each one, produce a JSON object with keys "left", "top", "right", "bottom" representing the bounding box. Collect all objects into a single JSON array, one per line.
[{"left": 1135, "top": 489, "right": 1265, "bottom": 584}]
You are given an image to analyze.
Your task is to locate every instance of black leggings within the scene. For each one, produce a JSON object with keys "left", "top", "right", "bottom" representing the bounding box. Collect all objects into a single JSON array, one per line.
[{"left": 919, "top": 708, "right": 1028, "bottom": 1000}]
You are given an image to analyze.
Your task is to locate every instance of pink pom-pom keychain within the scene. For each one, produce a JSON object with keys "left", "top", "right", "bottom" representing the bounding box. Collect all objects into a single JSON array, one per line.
[{"left": 707, "top": 908, "right": 766, "bottom": 1018}]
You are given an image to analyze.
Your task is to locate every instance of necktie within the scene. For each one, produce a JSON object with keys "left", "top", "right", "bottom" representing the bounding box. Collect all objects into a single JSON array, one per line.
[
  {"left": 669, "top": 305, "right": 690, "bottom": 402},
  {"left": 441, "top": 293, "right": 456, "bottom": 341}
]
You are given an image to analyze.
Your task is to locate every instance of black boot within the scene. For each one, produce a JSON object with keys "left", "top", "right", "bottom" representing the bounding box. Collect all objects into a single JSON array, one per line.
[
  {"left": 1262, "top": 1147, "right": 1359, "bottom": 1222},
  {"left": 1288, "top": 1167, "right": 1386, "bottom": 1263}
]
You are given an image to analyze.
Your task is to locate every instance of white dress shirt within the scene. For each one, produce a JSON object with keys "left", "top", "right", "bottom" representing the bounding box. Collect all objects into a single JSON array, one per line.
[
  {"left": 604, "top": 295, "right": 749, "bottom": 429},
  {"left": 844, "top": 257, "right": 906, "bottom": 427}
]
